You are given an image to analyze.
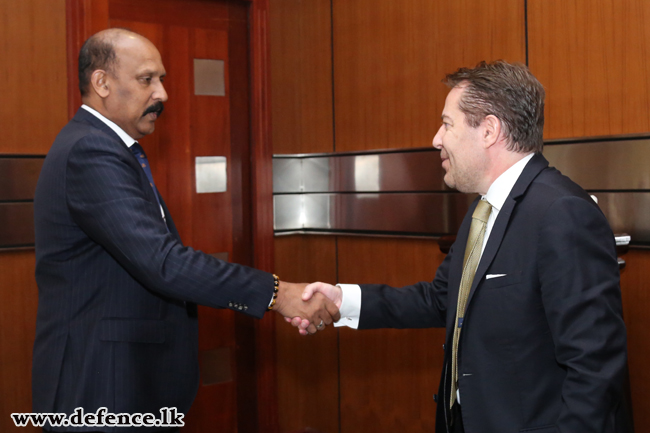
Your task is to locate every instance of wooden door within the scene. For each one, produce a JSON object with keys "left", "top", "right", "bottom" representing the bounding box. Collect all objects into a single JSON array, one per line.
[{"left": 67, "top": 0, "right": 277, "bottom": 431}]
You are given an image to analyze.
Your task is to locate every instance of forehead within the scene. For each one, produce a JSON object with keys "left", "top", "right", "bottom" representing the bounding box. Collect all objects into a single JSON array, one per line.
[
  {"left": 442, "top": 86, "right": 466, "bottom": 119},
  {"left": 114, "top": 36, "right": 165, "bottom": 73}
]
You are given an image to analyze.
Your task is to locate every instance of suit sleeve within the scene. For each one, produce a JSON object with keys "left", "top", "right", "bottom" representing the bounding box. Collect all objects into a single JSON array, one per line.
[
  {"left": 537, "top": 196, "right": 627, "bottom": 432},
  {"left": 65, "top": 133, "right": 274, "bottom": 318},
  {"left": 357, "top": 244, "right": 452, "bottom": 329}
]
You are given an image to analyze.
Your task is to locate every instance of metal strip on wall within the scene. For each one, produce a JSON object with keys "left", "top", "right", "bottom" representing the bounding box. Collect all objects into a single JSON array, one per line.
[{"left": 273, "top": 135, "right": 650, "bottom": 245}]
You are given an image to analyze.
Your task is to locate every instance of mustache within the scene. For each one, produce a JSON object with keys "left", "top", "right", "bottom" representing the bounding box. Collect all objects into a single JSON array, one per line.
[{"left": 143, "top": 102, "right": 164, "bottom": 117}]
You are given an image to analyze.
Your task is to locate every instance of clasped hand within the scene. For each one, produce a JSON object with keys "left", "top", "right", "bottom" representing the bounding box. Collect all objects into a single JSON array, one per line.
[
  {"left": 273, "top": 281, "right": 341, "bottom": 334},
  {"left": 277, "top": 282, "right": 342, "bottom": 335}
]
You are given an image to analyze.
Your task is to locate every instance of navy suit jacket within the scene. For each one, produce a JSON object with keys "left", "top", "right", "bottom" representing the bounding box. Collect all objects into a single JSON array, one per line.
[
  {"left": 33, "top": 108, "right": 273, "bottom": 430},
  {"left": 358, "top": 154, "right": 628, "bottom": 433}
]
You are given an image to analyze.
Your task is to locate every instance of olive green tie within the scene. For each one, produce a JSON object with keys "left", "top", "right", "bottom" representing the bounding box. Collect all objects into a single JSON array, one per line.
[{"left": 450, "top": 199, "right": 492, "bottom": 409}]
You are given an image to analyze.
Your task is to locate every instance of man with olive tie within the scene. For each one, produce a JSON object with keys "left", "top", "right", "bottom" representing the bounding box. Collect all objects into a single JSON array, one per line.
[{"left": 297, "top": 61, "right": 629, "bottom": 433}]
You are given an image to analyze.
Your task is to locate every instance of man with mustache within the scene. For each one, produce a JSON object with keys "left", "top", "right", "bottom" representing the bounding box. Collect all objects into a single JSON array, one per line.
[
  {"left": 297, "top": 61, "right": 629, "bottom": 432},
  {"left": 32, "top": 28, "right": 338, "bottom": 433}
]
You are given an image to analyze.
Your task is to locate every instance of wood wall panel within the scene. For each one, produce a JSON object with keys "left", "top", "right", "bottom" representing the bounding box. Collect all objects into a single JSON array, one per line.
[
  {"left": 270, "top": 0, "right": 334, "bottom": 154},
  {"left": 332, "top": 0, "right": 525, "bottom": 152},
  {"left": 619, "top": 249, "right": 650, "bottom": 430},
  {"left": 0, "top": 0, "right": 67, "bottom": 155},
  {"left": 337, "top": 237, "right": 447, "bottom": 432},
  {"left": 528, "top": 0, "right": 650, "bottom": 139},
  {"left": 274, "top": 235, "right": 339, "bottom": 433},
  {"left": 0, "top": 251, "right": 39, "bottom": 432}
]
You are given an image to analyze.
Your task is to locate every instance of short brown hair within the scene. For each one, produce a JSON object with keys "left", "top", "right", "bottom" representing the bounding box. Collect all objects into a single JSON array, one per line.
[{"left": 444, "top": 60, "right": 545, "bottom": 153}]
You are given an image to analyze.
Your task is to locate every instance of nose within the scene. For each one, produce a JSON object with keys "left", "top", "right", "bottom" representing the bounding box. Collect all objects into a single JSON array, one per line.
[
  {"left": 155, "top": 80, "right": 168, "bottom": 102},
  {"left": 432, "top": 124, "right": 444, "bottom": 149}
]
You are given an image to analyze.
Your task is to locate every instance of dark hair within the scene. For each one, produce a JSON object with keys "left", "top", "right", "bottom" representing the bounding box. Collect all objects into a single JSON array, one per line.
[
  {"left": 77, "top": 34, "right": 118, "bottom": 96},
  {"left": 444, "top": 60, "right": 545, "bottom": 153}
]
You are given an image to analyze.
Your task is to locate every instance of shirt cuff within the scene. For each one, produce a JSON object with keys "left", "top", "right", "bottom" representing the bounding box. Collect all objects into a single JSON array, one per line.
[{"left": 334, "top": 284, "right": 361, "bottom": 329}]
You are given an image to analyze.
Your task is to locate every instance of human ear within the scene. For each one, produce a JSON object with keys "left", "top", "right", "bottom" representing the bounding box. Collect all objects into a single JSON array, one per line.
[
  {"left": 90, "top": 70, "right": 110, "bottom": 98},
  {"left": 482, "top": 115, "right": 501, "bottom": 149}
]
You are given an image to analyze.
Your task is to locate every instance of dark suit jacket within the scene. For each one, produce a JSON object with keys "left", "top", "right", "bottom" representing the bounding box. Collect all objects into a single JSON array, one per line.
[
  {"left": 33, "top": 108, "right": 273, "bottom": 431},
  {"left": 358, "top": 154, "right": 628, "bottom": 433}
]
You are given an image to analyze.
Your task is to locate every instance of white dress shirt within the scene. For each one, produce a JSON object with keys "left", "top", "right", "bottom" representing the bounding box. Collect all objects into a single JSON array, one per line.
[
  {"left": 81, "top": 104, "right": 166, "bottom": 220},
  {"left": 334, "top": 153, "right": 535, "bottom": 329}
]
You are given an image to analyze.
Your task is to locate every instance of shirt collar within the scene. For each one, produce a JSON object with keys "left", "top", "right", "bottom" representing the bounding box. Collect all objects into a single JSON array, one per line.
[
  {"left": 81, "top": 104, "right": 137, "bottom": 148},
  {"left": 483, "top": 153, "right": 535, "bottom": 211}
]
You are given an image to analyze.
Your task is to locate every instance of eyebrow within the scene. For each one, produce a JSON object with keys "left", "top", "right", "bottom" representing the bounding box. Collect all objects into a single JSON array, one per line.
[
  {"left": 138, "top": 69, "right": 166, "bottom": 77},
  {"left": 441, "top": 114, "right": 452, "bottom": 122}
]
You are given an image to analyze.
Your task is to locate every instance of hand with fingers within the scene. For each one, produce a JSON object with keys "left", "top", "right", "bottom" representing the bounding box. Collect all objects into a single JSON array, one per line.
[
  {"left": 273, "top": 280, "right": 340, "bottom": 334},
  {"left": 284, "top": 282, "right": 342, "bottom": 335}
]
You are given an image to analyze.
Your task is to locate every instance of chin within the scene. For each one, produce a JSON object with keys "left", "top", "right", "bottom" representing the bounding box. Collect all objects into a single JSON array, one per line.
[
  {"left": 138, "top": 127, "right": 156, "bottom": 137},
  {"left": 443, "top": 175, "right": 455, "bottom": 190}
]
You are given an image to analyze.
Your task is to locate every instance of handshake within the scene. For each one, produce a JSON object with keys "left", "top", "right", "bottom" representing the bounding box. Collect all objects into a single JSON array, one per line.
[{"left": 273, "top": 281, "right": 342, "bottom": 335}]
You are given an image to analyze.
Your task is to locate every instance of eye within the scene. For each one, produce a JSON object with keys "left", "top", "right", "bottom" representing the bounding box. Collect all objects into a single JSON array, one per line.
[
  {"left": 160, "top": 77, "right": 165, "bottom": 83},
  {"left": 140, "top": 76, "right": 152, "bottom": 84}
]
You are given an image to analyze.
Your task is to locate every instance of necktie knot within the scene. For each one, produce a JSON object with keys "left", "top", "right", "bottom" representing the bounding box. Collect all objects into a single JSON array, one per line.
[
  {"left": 130, "top": 142, "right": 146, "bottom": 157},
  {"left": 472, "top": 199, "right": 492, "bottom": 224}
]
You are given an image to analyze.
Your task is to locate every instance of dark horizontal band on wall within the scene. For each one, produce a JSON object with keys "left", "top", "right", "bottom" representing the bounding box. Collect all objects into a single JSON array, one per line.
[
  {"left": 0, "top": 156, "right": 44, "bottom": 201},
  {"left": 0, "top": 156, "right": 43, "bottom": 249},
  {"left": 0, "top": 202, "right": 35, "bottom": 248}
]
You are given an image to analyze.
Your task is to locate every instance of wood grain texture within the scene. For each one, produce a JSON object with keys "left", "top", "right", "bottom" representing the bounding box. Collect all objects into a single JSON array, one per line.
[
  {"left": 270, "top": 0, "right": 334, "bottom": 154},
  {"left": 0, "top": 251, "right": 39, "bottom": 432},
  {"left": 191, "top": 27, "right": 233, "bottom": 255},
  {"left": 619, "top": 249, "right": 650, "bottom": 430},
  {"left": 109, "top": 0, "right": 230, "bottom": 30},
  {"left": 274, "top": 235, "right": 339, "bottom": 433},
  {"left": 336, "top": 237, "right": 447, "bottom": 433},
  {"left": 249, "top": 0, "right": 283, "bottom": 431},
  {"left": 0, "top": 0, "right": 68, "bottom": 154},
  {"left": 228, "top": 17, "right": 254, "bottom": 269},
  {"left": 332, "top": 0, "right": 525, "bottom": 152},
  {"left": 66, "top": 0, "right": 109, "bottom": 118},
  {"left": 528, "top": 0, "right": 650, "bottom": 139}
]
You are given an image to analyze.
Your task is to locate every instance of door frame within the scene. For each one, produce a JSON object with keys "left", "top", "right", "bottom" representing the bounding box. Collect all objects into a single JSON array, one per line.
[{"left": 65, "top": 1, "right": 278, "bottom": 431}]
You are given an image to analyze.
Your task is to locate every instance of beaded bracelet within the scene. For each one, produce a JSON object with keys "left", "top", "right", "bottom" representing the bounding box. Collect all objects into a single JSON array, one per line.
[{"left": 267, "top": 274, "right": 280, "bottom": 310}]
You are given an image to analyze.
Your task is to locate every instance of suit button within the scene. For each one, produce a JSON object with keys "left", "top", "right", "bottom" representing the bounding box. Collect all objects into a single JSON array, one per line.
[
  {"left": 244, "top": 305, "right": 248, "bottom": 311},
  {"left": 442, "top": 344, "right": 446, "bottom": 351},
  {"left": 228, "top": 302, "right": 233, "bottom": 307},
  {"left": 433, "top": 394, "right": 438, "bottom": 402},
  {"left": 238, "top": 306, "right": 243, "bottom": 310}
]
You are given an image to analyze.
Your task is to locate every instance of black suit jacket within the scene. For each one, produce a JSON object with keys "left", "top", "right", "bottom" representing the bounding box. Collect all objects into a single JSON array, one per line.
[
  {"left": 33, "top": 109, "right": 273, "bottom": 431},
  {"left": 358, "top": 154, "right": 628, "bottom": 433}
]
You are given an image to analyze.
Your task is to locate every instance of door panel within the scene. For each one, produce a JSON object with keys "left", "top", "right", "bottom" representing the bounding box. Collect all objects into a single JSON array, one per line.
[{"left": 110, "top": 1, "right": 254, "bottom": 431}]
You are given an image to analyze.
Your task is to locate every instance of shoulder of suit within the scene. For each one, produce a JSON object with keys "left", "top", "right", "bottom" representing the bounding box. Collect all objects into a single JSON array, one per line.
[
  {"left": 521, "top": 167, "right": 597, "bottom": 216},
  {"left": 55, "top": 118, "right": 129, "bottom": 156}
]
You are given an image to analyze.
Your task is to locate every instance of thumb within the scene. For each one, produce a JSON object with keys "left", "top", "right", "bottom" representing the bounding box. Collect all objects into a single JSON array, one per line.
[{"left": 302, "top": 282, "right": 321, "bottom": 301}]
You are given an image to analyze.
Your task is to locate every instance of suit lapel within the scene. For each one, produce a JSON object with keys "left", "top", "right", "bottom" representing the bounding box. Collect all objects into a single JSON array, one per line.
[{"left": 464, "top": 153, "right": 550, "bottom": 313}]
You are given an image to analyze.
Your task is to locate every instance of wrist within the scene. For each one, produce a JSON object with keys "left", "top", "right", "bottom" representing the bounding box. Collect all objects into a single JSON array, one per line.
[
  {"left": 272, "top": 280, "right": 291, "bottom": 316},
  {"left": 267, "top": 274, "right": 280, "bottom": 311}
]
